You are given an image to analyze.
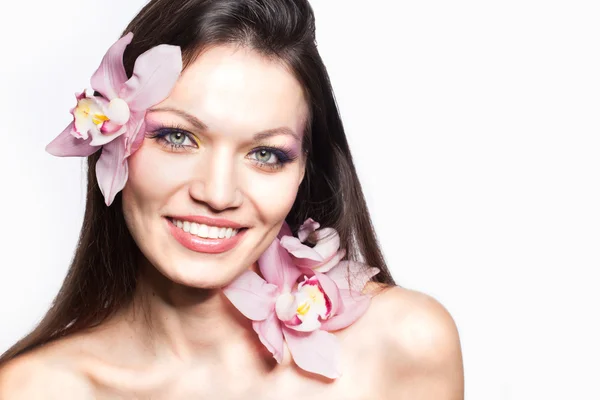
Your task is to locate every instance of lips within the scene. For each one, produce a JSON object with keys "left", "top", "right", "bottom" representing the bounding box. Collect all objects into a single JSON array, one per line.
[{"left": 165, "top": 217, "right": 248, "bottom": 254}]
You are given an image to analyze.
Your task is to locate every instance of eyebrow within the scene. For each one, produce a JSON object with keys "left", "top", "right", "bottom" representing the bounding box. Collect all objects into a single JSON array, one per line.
[{"left": 148, "top": 106, "right": 301, "bottom": 142}]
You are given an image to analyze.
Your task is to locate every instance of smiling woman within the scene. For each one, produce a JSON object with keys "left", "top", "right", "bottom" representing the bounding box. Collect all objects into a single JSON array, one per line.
[{"left": 0, "top": 0, "right": 463, "bottom": 398}]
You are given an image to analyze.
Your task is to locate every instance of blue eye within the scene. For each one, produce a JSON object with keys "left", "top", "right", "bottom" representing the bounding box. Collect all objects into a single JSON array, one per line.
[
  {"left": 253, "top": 149, "right": 277, "bottom": 164},
  {"left": 166, "top": 131, "right": 189, "bottom": 146},
  {"left": 149, "top": 127, "right": 198, "bottom": 150},
  {"left": 249, "top": 148, "right": 292, "bottom": 171}
]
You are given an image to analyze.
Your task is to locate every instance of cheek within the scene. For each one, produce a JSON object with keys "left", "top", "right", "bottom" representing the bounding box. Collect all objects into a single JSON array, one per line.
[
  {"left": 242, "top": 166, "right": 302, "bottom": 225},
  {"left": 121, "top": 142, "right": 190, "bottom": 227},
  {"left": 125, "top": 144, "right": 188, "bottom": 205}
]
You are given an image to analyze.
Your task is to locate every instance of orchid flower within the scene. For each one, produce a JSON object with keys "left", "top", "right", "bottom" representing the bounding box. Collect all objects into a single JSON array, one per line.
[
  {"left": 46, "top": 32, "right": 182, "bottom": 206},
  {"left": 279, "top": 218, "right": 347, "bottom": 273},
  {"left": 223, "top": 222, "right": 379, "bottom": 379}
]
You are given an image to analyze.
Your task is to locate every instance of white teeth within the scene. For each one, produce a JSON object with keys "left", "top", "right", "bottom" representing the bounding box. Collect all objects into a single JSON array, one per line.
[
  {"left": 172, "top": 219, "right": 242, "bottom": 239},
  {"left": 198, "top": 224, "right": 209, "bottom": 237},
  {"left": 208, "top": 226, "right": 220, "bottom": 239}
]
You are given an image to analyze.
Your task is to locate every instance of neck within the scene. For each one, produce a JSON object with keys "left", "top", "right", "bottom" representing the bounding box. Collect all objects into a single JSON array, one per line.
[{"left": 121, "top": 258, "right": 275, "bottom": 370}]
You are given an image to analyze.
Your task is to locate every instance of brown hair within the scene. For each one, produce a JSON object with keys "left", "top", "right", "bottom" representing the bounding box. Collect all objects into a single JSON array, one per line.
[{"left": 0, "top": 0, "right": 395, "bottom": 365}]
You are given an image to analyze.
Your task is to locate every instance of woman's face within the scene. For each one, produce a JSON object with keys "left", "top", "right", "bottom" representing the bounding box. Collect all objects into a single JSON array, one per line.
[{"left": 122, "top": 45, "right": 308, "bottom": 288}]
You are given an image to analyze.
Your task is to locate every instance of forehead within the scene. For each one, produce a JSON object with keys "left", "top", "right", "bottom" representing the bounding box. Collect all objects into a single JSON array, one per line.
[{"left": 159, "top": 44, "right": 309, "bottom": 137}]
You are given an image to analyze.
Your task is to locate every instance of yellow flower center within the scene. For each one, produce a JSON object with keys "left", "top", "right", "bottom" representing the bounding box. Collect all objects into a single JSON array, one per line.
[
  {"left": 296, "top": 301, "right": 311, "bottom": 316},
  {"left": 91, "top": 114, "right": 109, "bottom": 125},
  {"left": 75, "top": 98, "right": 109, "bottom": 127}
]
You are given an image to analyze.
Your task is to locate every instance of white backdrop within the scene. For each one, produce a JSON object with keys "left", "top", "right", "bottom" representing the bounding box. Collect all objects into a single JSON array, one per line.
[{"left": 1, "top": 0, "right": 599, "bottom": 398}]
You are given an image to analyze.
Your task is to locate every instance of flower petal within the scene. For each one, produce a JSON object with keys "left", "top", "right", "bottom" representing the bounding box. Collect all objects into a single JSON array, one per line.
[
  {"left": 326, "top": 261, "right": 380, "bottom": 291},
  {"left": 277, "top": 221, "right": 293, "bottom": 239},
  {"left": 282, "top": 327, "right": 341, "bottom": 379},
  {"left": 275, "top": 293, "right": 297, "bottom": 322},
  {"left": 310, "top": 227, "right": 341, "bottom": 261},
  {"left": 280, "top": 227, "right": 343, "bottom": 273},
  {"left": 258, "top": 238, "right": 302, "bottom": 292},
  {"left": 119, "top": 44, "right": 182, "bottom": 112},
  {"left": 104, "top": 98, "right": 130, "bottom": 125},
  {"left": 285, "top": 317, "right": 321, "bottom": 332},
  {"left": 320, "top": 289, "right": 371, "bottom": 332},
  {"left": 252, "top": 312, "right": 284, "bottom": 363},
  {"left": 125, "top": 112, "right": 146, "bottom": 157},
  {"left": 313, "top": 271, "right": 342, "bottom": 317},
  {"left": 311, "top": 249, "right": 346, "bottom": 273},
  {"left": 223, "top": 271, "right": 278, "bottom": 321},
  {"left": 280, "top": 236, "right": 324, "bottom": 263},
  {"left": 99, "top": 120, "right": 123, "bottom": 135},
  {"left": 95, "top": 136, "right": 128, "bottom": 206},
  {"left": 89, "top": 124, "right": 127, "bottom": 146},
  {"left": 46, "top": 123, "right": 100, "bottom": 157},
  {"left": 298, "top": 218, "right": 320, "bottom": 242},
  {"left": 90, "top": 32, "right": 132, "bottom": 100}
]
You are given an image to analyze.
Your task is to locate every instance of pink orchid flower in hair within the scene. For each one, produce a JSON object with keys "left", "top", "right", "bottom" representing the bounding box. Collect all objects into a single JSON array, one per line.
[
  {"left": 46, "top": 32, "right": 182, "bottom": 205},
  {"left": 279, "top": 218, "right": 347, "bottom": 272},
  {"left": 223, "top": 222, "right": 379, "bottom": 379}
]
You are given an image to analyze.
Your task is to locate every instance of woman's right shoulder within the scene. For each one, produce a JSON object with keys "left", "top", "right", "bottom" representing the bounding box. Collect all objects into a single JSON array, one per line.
[{"left": 0, "top": 341, "right": 96, "bottom": 399}]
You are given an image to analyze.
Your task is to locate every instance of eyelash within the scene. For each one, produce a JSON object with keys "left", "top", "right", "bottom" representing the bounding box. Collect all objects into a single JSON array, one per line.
[{"left": 146, "top": 126, "right": 296, "bottom": 171}]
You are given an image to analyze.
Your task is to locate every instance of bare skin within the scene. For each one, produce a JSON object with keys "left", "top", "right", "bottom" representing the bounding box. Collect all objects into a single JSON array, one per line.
[
  {"left": 0, "top": 275, "right": 463, "bottom": 399},
  {"left": 0, "top": 44, "right": 463, "bottom": 398}
]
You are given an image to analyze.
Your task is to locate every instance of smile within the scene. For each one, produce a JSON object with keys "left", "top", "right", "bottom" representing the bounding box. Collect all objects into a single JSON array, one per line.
[
  {"left": 172, "top": 219, "right": 240, "bottom": 239},
  {"left": 165, "top": 217, "right": 248, "bottom": 254}
]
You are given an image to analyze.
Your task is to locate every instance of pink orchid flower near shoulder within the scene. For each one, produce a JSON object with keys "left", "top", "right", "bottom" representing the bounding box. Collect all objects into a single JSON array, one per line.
[
  {"left": 223, "top": 219, "right": 379, "bottom": 379},
  {"left": 46, "top": 32, "right": 182, "bottom": 206},
  {"left": 280, "top": 218, "right": 347, "bottom": 273}
]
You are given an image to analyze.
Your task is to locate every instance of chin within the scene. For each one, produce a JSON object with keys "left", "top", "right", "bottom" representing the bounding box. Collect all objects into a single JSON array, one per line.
[{"left": 156, "top": 257, "right": 249, "bottom": 289}]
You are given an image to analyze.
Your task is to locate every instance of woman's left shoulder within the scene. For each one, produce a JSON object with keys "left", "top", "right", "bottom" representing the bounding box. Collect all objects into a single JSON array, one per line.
[
  {"left": 358, "top": 283, "right": 464, "bottom": 398},
  {"left": 365, "top": 284, "right": 462, "bottom": 357}
]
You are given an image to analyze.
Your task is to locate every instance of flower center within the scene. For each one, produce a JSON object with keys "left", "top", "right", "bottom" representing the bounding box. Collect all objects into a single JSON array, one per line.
[
  {"left": 296, "top": 301, "right": 311, "bottom": 316},
  {"left": 74, "top": 98, "right": 110, "bottom": 131},
  {"left": 295, "top": 278, "right": 329, "bottom": 320},
  {"left": 92, "top": 113, "right": 110, "bottom": 125}
]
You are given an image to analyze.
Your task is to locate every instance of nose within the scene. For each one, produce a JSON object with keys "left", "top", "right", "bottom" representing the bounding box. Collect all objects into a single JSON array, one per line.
[{"left": 188, "top": 147, "right": 243, "bottom": 211}]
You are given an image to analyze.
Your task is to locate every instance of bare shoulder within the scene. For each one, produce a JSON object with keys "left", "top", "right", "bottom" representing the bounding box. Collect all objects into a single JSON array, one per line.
[
  {"left": 365, "top": 284, "right": 462, "bottom": 361},
  {"left": 363, "top": 283, "right": 464, "bottom": 399},
  {"left": 0, "top": 340, "right": 96, "bottom": 399}
]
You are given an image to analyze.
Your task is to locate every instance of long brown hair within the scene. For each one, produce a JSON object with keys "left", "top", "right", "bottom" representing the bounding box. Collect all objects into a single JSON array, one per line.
[{"left": 0, "top": 0, "right": 395, "bottom": 366}]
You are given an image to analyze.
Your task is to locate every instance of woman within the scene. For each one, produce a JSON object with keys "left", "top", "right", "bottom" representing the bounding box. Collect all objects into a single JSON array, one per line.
[{"left": 0, "top": 0, "right": 463, "bottom": 398}]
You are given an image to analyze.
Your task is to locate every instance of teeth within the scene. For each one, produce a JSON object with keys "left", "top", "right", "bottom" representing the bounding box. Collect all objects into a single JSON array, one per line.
[
  {"left": 198, "top": 224, "right": 209, "bottom": 237},
  {"left": 172, "top": 219, "right": 242, "bottom": 240},
  {"left": 208, "top": 226, "right": 220, "bottom": 239}
]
